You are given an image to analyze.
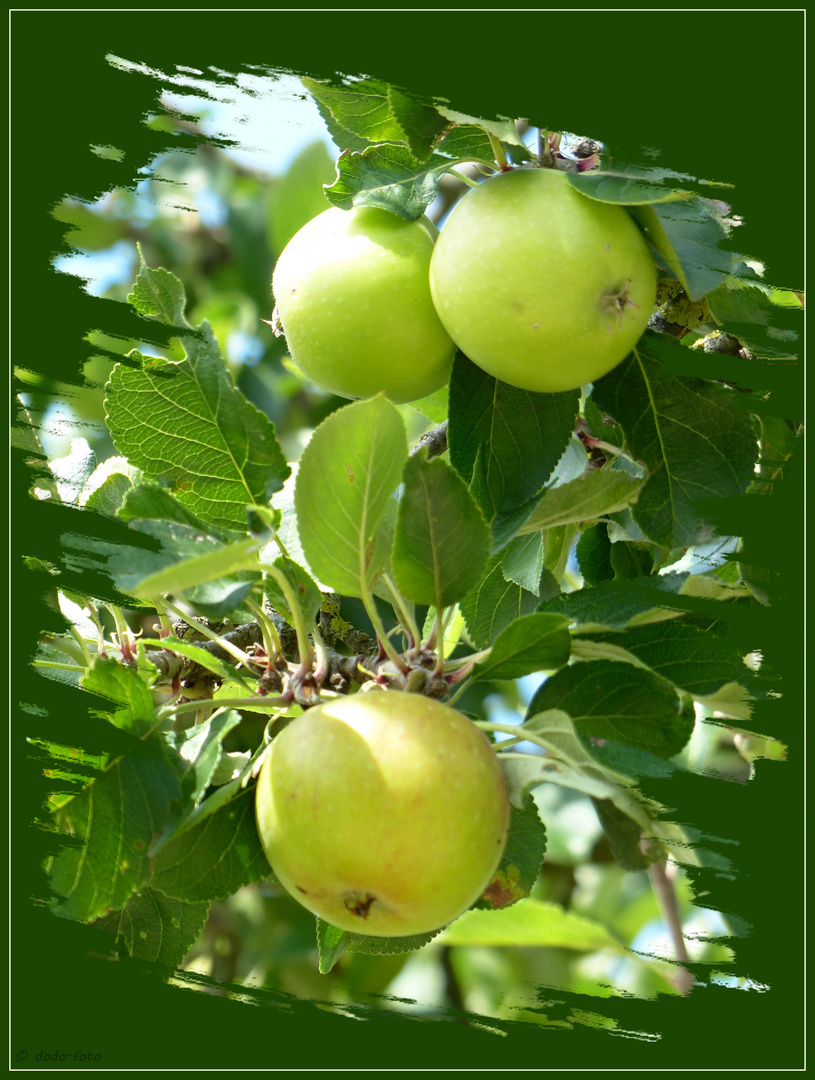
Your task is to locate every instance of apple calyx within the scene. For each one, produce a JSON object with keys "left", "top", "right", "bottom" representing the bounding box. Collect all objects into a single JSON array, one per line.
[
  {"left": 602, "top": 279, "right": 641, "bottom": 329},
  {"left": 342, "top": 890, "right": 377, "bottom": 920}
]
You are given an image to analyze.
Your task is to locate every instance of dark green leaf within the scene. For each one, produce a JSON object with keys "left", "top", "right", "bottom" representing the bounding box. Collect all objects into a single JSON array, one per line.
[
  {"left": 472, "top": 613, "right": 571, "bottom": 682},
  {"left": 81, "top": 656, "right": 157, "bottom": 738},
  {"left": 48, "top": 738, "right": 191, "bottom": 923},
  {"left": 590, "top": 799, "right": 652, "bottom": 872},
  {"left": 576, "top": 621, "right": 756, "bottom": 701},
  {"left": 324, "top": 144, "right": 451, "bottom": 221},
  {"left": 592, "top": 337, "right": 758, "bottom": 547},
  {"left": 500, "top": 532, "right": 545, "bottom": 595},
  {"left": 629, "top": 197, "right": 734, "bottom": 302},
  {"left": 610, "top": 541, "right": 654, "bottom": 579},
  {"left": 150, "top": 788, "right": 271, "bottom": 903},
  {"left": 96, "top": 888, "right": 209, "bottom": 968},
  {"left": 576, "top": 524, "right": 614, "bottom": 585},
  {"left": 526, "top": 659, "right": 693, "bottom": 760},
  {"left": 386, "top": 86, "right": 450, "bottom": 160},
  {"left": 447, "top": 354, "right": 579, "bottom": 547},
  {"left": 537, "top": 573, "right": 688, "bottom": 630},
  {"left": 392, "top": 450, "right": 491, "bottom": 608},
  {"left": 460, "top": 551, "right": 558, "bottom": 649}
]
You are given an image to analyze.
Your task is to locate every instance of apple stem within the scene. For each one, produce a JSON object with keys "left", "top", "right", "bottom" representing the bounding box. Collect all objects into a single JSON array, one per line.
[
  {"left": 447, "top": 168, "right": 479, "bottom": 189},
  {"left": 359, "top": 581, "right": 410, "bottom": 676},
  {"left": 487, "top": 133, "right": 510, "bottom": 172},
  {"left": 150, "top": 596, "right": 175, "bottom": 640},
  {"left": 381, "top": 574, "right": 421, "bottom": 654},
  {"left": 257, "top": 562, "right": 314, "bottom": 672},
  {"left": 310, "top": 623, "right": 330, "bottom": 686},
  {"left": 244, "top": 596, "right": 284, "bottom": 667}
]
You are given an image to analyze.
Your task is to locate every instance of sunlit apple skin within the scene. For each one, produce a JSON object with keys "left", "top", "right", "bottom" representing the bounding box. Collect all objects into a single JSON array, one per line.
[
  {"left": 429, "top": 168, "right": 658, "bottom": 393},
  {"left": 255, "top": 691, "right": 509, "bottom": 937},
  {"left": 271, "top": 206, "right": 457, "bottom": 404}
]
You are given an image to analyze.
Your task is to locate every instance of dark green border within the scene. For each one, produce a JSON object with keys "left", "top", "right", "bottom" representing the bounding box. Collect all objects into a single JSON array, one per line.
[{"left": 11, "top": 9, "right": 804, "bottom": 1070}]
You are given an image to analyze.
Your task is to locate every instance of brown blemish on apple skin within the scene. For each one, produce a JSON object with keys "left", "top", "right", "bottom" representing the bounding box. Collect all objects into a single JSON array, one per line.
[{"left": 344, "top": 891, "right": 376, "bottom": 919}]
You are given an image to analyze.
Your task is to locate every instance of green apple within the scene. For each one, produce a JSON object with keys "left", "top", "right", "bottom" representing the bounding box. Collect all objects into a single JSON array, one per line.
[
  {"left": 429, "top": 167, "right": 658, "bottom": 393},
  {"left": 271, "top": 206, "right": 457, "bottom": 404},
  {"left": 255, "top": 690, "right": 509, "bottom": 937}
]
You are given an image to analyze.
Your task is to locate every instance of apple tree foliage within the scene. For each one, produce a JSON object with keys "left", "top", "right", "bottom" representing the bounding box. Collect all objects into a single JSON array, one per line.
[{"left": 20, "top": 75, "right": 799, "bottom": 983}]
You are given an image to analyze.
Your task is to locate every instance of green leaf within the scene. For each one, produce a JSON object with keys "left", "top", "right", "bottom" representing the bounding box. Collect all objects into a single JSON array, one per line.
[
  {"left": 590, "top": 798, "right": 656, "bottom": 872},
  {"left": 537, "top": 574, "right": 689, "bottom": 631},
  {"left": 127, "top": 259, "right": 192, "bottom": 327},
  {"left": 82, "top": 656, "right": 157, "bottom": 738},
  {"left": 576, "top": 524, "right": 614, "bottom": 585},
  {"left": 433, "top": 107, "right": 531, "bottom": 162},
  {"left": 294, "top": 396, "right": 407, "bottom": 598},
  {"left": 503, "top": 709, "right": 655, "bottom": 830},
  {"left": 262, "top": 554, "right": 323, "bottom": 628},
  {"left": 117, "top": 482, "right": 215, "bottom": 534},
  {"left": 130, "top": 533, "right": 263, "bottom": 600},
  {"left": 324, "top": 144, "right": 452, "bottom": 221},
  {"left": 302, "top": 76, "right": 408, "bottom": 151},
  {"left": 84, "top": 472, "right": 134, "bottom": 517},
  {"left": 448, "top": 353, "right": 579, "bottom": 547},
  {"left": 73, "top": 520, "right": 253, "bottom": 617},
  {"left": 386, "top": 86, "right": 450, "bottom": 160},
  {"left": 79, "top": 455, "right": 142, "bottom": 511},
  {"left": 472, "top": 613, "right": 571, "bottom": 682},
  {"left": 316, "top": 918, "right": 442, "bottom": 975},
  {"left": 566, "top": 169, "right": 697, "bottom": 207},
  {"left": 105, "top": 323, "right": 290, "bottom": 533},
  {"left": 150, "top": 788, "right": 271, "bottom": 903},
  {"left": 434, "top": 124, "right": 512, "bottom": 165},
  {"left": 572, "top": 621, "right": 757, "bottom": 703},
  {"left": 500, "top": 532, "right": 545, "bottom": 595},
  {"left": 592, "top": 338, "right": 758, "bottom": 548},
  {"left": 48, "top": 738, "right": 191, "bottom": 923},
  {"left": 392, "top": 449, "right": 491, "bottom": 609},
  {"left": 628, "top": 198, "right": 734, "bottom": 302},
  {"left": 526, "top": 658, "right": 693, "bottom": 760},
  {"left": 460, "top": 551, "right": 557, "bottom": 649},
  {"left": 476, "top": 792, "right": 546, "bottom": 910},
  {"left": 96, "top": 888, "right": 209, "bottom": 968},
  {"left": 438, "top": 897, "right": 629, "bottom": 952},
  {"left": 610, "top": 541, "right": 655, "bottom": 579},
  {"left": 542, "top": 524, "right": 578, "bottom": 585},
  {"left": 519, "top": 469, "right": 645, "bottom": 534},
  {"left": 164, "top": 710, "right": 244, "bottom": 816}
]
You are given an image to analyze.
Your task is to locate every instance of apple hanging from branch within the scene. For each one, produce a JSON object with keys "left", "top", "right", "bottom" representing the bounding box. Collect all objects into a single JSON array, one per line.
[
  {"left": 271, "top": 206, "right": 456, "bottom": 404},
  {"left": 429, "top": 167, "right": 658, "bottom": 393},
  {"left": 255, "top": 690, "right": 510, "bottom": 937}
]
